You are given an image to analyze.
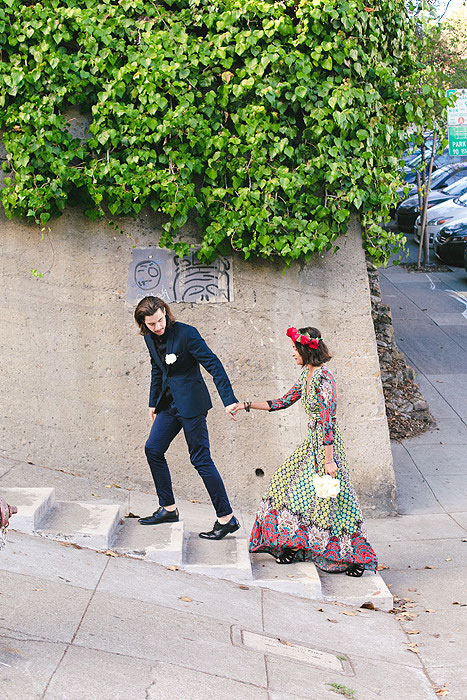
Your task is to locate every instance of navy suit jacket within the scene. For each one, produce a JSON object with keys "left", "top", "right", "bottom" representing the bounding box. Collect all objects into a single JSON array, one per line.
[{"left": 144, "top": 322, "right": 238, "bottom": 418}]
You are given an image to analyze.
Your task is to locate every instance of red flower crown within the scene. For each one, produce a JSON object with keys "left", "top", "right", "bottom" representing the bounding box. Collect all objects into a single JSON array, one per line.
[{"left": 286, "top": 327, "right": 321, "bottom": 349}]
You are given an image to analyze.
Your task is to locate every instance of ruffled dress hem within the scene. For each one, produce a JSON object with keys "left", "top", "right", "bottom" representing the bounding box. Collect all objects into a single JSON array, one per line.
[{"left": 249, "top": 507, "right": 378, "bottom": 573}]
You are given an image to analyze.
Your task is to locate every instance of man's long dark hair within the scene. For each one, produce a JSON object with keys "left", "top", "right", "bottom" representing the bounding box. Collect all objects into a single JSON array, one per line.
[{"left": 134, "top": 296, "right": 176, "bottom": 335}]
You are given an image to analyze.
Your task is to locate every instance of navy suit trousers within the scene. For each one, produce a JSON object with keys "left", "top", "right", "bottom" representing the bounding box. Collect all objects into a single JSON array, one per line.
[{"left": 144, "top": 402, "right": 232, "bottom": 518}]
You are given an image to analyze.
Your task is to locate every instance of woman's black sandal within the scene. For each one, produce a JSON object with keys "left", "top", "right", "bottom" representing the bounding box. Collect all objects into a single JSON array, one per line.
[
  {"left": 345, "top": 563, "right": 365, "bottom": 577},
  {"left": 275, "top": 548, "right": 299, "bottom": 565}
]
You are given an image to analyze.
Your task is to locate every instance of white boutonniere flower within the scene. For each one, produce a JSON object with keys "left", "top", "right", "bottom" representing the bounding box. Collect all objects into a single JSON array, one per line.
[
  {"left": 312, "top": 474, "right": 340, "bottom": 499},
  {"left": 165, "top": 353, "right": 177, "bottom": 365}
]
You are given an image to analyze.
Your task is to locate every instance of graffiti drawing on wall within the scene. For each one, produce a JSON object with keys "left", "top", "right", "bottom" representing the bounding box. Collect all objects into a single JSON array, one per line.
[{"left": 127, "top": 248, "right": 232, "bottom": 304}]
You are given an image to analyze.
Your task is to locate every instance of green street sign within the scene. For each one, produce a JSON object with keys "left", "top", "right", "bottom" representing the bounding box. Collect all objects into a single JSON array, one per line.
[
  {"left": 447, "top": 89, "right": 467, "bottom": 156},
  {"left": 448, "top": 126, "right": 467, "bottom": 156}
]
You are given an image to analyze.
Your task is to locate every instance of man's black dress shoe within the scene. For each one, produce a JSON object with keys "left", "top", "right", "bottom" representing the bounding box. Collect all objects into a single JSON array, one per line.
[
  {"left": 138, "top": 507, "right": 179, "bottom": 526},
  {"left": 198, "top": 516, "right": 240, "bottom": 540}
]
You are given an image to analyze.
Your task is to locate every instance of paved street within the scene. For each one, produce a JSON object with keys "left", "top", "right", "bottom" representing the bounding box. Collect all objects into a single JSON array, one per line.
[{"left": 1, "top": 239, "right": 467, "bottom": 699}]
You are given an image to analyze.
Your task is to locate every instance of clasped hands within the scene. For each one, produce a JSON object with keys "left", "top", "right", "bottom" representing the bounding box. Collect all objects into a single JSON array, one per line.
[{"left": 225, "top": 402, "right": 246, "bottom": 421}]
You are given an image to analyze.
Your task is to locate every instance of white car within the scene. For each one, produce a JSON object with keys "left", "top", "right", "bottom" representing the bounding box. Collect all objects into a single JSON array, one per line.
[{"left": 414, "top": 191, "right": 467, "bottom": 244}]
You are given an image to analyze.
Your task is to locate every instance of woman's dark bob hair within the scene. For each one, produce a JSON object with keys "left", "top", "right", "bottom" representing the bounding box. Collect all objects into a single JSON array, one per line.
[
  {"left": 134, "top": 296, "right": 176, "bottom": 335},
  {"left": 293, "top": 327, "right": 332, "bottom": 366}
]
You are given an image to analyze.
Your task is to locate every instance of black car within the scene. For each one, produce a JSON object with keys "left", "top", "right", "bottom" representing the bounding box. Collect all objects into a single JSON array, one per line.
[
  {"left": 464, "top": 244, "right": 467, "bottom": 274},
  {"left": 433, "top": 219, "right": 467, "bottom": 266},
  {"left": 396, "top": 170, "right": 467, "bottom": 232}
]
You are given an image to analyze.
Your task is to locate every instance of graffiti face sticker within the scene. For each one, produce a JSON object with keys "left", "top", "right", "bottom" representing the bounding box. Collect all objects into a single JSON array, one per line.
[{"left": 134, "top": 260, "right": 162, "bottom": 291}]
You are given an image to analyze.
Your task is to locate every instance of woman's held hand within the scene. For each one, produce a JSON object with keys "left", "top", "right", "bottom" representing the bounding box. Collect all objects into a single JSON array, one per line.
[
  {"left": 325, "top": 460, "right": 338, "bottom": 478},
  {"left": 149, "top": 408, "right": 156, "bottom": 423}
]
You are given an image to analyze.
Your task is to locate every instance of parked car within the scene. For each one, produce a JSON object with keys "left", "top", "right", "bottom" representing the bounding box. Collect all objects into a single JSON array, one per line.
[
  {"left": 403, "top": 147, "right": 466, "bottom": 184},
  {"left": 433, "top": 219, "right": 467, "bottom": 266},
  {"left": 396, "top": 171, "right": 467, "bottom": 232},
  {"left": 415, "top": 190, "right": 467, "bottom": 244},
  {"left": 464, "top": 244, "right": 467, "bottom": 275}
]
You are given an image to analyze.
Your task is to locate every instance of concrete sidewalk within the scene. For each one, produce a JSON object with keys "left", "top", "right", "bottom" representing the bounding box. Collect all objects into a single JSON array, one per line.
[
  {"left": 0, "top": 523, "right": 433, "bottom": 700},
  {"left": 376, "top": 243, "right": 467, "bottom": 700},
  {"left": 0, "top": 449, "right": 433, "bottom": 699}
]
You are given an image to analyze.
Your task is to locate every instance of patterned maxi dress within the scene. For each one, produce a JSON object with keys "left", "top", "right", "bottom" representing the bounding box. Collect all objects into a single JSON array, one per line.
[{"left": 249, "top": 365, "right": 378, "bottom": 572}]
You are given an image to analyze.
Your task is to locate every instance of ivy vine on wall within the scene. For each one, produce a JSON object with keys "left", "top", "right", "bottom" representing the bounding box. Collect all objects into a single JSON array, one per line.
[{"left": 0, "top": 0, "right": 445, "bottom": 264}]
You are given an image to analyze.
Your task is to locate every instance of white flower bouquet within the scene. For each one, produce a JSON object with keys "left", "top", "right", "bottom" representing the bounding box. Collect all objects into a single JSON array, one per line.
[{"left": 312, "top": 473, "right": 340, "bottom": 499}]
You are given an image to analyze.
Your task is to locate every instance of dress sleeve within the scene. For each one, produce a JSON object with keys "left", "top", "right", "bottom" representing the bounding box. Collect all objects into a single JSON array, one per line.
[
  {"left": 316, "top": 369, "right": 337, "bottom": 444},
  {"left": 268, "top": 380, "right": 302, "bottom": 411}
]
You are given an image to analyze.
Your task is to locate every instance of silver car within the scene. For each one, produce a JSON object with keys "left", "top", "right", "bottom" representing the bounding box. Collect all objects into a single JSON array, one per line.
[{"left": 414, "top": 191, "right": 467, "bottom": 245}]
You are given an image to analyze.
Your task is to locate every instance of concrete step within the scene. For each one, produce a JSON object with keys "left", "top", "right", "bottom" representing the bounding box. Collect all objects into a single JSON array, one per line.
[
  {"left": 4, "top": 487, "right": 55, "bottom": 534},
  {"left": 250, "top": 553, "right": 322, "bottom": 599},
  {"left": 182, "top": 531, "right": 253, "bottom": 582},
  {"left": 36, "top": 501, "right": 124, "bottom": 551},
  {"left": 2, "top": 485, "right": 392, "bottom": 609},
  {"left": 319, "top": 569, "right": 393, "bottom": 612},
  {"left": 111, "top": 518, "right": 183, "bottom": 567}
]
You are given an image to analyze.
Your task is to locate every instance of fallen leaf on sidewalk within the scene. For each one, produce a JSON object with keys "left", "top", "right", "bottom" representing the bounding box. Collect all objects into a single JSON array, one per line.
[
  {"left": 445, "top": 557, "right": 452, "bottom": 562},
  {"left": 397, "top": 611, "right": 418, "bottom": 620},
  {"left": 377, "top": 563, "right": 389, "bottom": 570},
  {"left": 239, "top": 585, "right": 249, "bottom": 590},
  {"left": 342, "top": 611, "right": 358, "bottom": 616},
  {"left": 104, "top": 550, "right": 119, "bottom": 557},
  {"left": 406, "top": 644, "right": 420, "bottom": 654},
  {"left": 327, "top": 619, "right": 338, "bottom": 623},
  {"left": 408, "top": 588, "right": 417, "bottom": 592},
  {"left": 167, "top": 565, "right": 179, "bottom": 571},
  {"left": 425, "top": 609, "right": 437, "bottom": 613},
  {"left": 407, "top": 630, "right": 420, "bottom": 635},
  {"left": 280, "top": 639, "right": 293, "bottom": 646},
  {"left": 424, "top": 565, "right": 437, "bottom": 569},
  {"left": 125, "top": 512, "right": 140, "bottom": 518},
  {"left": 179, "top": 596, "right": 193, "bottom": 602},
  {"left": 452, "top": 601, "right": 467, "bottom": 606},
  {"left": 435, "top": 688, "right": 449, "bottom": 697},
  {"left": 361, "top": 602, "right": 376, "bottom": 610},
  {"left": 33, "top": 588, "right": 44, "bottom": 592},
  {"left": 189, "top": 499, "right": 200, "bottom": 503}
]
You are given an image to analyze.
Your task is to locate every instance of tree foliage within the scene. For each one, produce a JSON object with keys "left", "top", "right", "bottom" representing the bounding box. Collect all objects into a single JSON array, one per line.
[
  {"left": 420, "top": 4, "right": 467, "bottom": 93},
  {"left": 0, "top": 0, "right": 447, "bottom": 264}
]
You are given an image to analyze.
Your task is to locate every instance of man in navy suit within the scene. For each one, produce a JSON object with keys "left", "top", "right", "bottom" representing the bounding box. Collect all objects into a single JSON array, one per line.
[{"left": 134, "top": 296, "right": 240, "bottom": 540}]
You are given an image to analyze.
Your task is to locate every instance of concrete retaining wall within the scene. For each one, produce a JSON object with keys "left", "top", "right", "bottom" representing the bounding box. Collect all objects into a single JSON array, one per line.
[{"left": 0, "top": 208, "right": 396, "bottom": 515}]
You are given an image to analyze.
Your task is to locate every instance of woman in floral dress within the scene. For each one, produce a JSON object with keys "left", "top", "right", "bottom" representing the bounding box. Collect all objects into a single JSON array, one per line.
[{"left": 235, "top": 326, "right": 378, "bottom": 576}]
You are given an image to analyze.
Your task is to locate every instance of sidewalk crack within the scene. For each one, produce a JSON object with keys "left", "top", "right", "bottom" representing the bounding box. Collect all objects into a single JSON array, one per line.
[{"left": 39, "top": 557, "right": 111, "bottom": 699}]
